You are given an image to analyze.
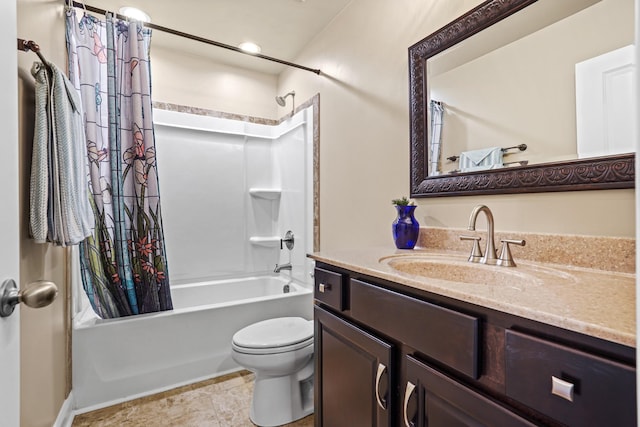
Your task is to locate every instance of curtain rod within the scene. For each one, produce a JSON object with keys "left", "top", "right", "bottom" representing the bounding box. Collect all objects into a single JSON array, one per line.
[{"left": 69, "top": 1, "right": 321, "bottom": 75}]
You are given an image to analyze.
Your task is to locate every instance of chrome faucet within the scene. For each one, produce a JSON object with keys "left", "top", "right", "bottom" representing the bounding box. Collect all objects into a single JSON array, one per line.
[
  {"left": 467, "top": 204, "right": 498, "bottom": 265},
  {"left": 274, "top": 263, "right": 292, "bottom": 273}
]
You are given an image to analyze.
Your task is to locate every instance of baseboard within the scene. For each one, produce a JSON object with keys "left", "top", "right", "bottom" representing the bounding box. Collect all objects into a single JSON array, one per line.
[{"left": 52, "top": 391, "right": 75, "bottom": 427}]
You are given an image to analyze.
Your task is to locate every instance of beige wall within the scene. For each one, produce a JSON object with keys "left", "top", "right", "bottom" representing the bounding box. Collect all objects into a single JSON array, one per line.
[
  {"left": 151, "top": 45, "right": 279, "bottom": 118},
  {"left": 277, "top": 0, "right": 636, "bottom": 250},
  {"left": 17, "top": 1, "right": 69, "bottom": 426}
]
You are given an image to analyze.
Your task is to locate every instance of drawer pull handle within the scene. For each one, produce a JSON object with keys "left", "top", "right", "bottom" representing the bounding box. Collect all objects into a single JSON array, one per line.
[
  {"left": 319, "top": 283, "right": 331, "bottom": 293},
  {"left": 375, "top": 363, "right": 387, "bottom": 410},
  {"left": 551, "top": 376, "right": 574, "bottom": 402},
  {"left": 403, "top": 381, "right": 416, "bottom": 427}
]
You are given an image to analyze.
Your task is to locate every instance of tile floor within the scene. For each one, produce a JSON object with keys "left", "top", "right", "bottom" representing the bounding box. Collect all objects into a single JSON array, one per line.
[{"left": 72, "top": 371, "right": 314, "bottom": 427}]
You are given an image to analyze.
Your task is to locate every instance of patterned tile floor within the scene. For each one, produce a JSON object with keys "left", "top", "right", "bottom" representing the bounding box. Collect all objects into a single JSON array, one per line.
[{"left": 72, "top": 371, "right": 314, "bottom": 427}]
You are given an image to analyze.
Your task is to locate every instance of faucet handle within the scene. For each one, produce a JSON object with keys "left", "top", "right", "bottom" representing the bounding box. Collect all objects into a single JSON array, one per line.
[
  {"left": 497, "top": 239, "right": 526, "bottom": 267},
  {"left": 280, "top": 230, "right": 295, "bottom": 250},
  {"left": 459, "top": 235, "right": 483, "bottom": 263}
]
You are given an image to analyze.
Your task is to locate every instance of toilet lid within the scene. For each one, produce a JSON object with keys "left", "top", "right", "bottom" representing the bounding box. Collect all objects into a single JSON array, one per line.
[{"left": 232, "top": 317, "right": 313, "bottom": 350}]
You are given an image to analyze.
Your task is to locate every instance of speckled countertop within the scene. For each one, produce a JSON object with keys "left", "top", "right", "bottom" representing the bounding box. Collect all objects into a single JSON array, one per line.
[{"left": 309, "top": 245, "right": 636, "bottom": 348}]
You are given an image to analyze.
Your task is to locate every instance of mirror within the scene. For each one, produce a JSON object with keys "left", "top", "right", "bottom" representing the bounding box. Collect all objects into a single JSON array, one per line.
[{"left": 409, "top": 0, "right": 635, "bottom": 197}]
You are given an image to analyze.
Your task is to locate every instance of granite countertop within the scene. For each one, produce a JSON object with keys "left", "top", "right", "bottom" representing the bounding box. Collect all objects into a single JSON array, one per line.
[{"left": 309, "top": 246, "right": 636, "bottom": 348}]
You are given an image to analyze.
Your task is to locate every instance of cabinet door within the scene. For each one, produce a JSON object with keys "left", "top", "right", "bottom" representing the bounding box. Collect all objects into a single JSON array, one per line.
[
  {"left": 403, "top": 355, "right": 536, "bottom": 427},
  {"left": 315, "top": 306, "right": 394, "bottom": 427}
]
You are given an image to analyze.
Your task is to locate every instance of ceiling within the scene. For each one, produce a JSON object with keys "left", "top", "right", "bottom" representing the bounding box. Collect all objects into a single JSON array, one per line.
[{"left": 84, "top": 0, "right": 353, "bottom": 74}]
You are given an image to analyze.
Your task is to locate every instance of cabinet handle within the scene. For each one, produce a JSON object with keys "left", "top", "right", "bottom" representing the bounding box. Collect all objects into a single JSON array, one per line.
[
  {"left": 319, "top": 283, "right": 331, "bottom": 293},
  {"left": 403, "top": 381, "right": 416, "bottom": 427},
  {"left": 375, "top": 363, "right": 387, "bottom": 410},
  {"left": 551, "top": 376, "right": 574, "bottom": 402}
]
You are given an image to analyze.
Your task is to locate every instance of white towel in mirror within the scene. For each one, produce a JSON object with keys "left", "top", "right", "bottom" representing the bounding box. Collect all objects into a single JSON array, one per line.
[{"left": 459, "top": 147, "right": 503, "bottom": 172}]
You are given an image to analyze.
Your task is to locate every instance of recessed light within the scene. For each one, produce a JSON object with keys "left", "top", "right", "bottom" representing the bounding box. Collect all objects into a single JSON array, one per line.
[
  {"left": 238, "top": 42, "right": 262, "bottom": 55},
  {"left": 119, "top": 7, "right": 151, "bottom": 23}
]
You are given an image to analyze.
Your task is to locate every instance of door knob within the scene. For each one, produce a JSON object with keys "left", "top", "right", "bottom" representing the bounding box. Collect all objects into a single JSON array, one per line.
[{"left": 0, "top": 279, "right": 58, "bottom": 317}]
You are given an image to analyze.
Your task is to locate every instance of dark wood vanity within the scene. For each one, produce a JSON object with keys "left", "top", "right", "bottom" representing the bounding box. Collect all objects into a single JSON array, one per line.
[{"left": 313, "top": 262, "right": 636, "bottom": 427}]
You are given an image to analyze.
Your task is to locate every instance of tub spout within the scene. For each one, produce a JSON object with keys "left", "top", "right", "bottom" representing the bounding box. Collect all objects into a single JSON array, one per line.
[{"left": 274, "top": 263, "right": 292, "bottom": 273}]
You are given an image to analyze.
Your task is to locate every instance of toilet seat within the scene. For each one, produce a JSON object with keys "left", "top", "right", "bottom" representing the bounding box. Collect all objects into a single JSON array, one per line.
[{"left": 232, "top": 317, "right": 313, "bottom": 355}]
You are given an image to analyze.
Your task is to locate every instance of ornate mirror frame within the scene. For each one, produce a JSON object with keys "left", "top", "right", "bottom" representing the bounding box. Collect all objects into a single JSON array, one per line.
[{"left": 409, "top": 0, "right": 635, "bottom": 197}]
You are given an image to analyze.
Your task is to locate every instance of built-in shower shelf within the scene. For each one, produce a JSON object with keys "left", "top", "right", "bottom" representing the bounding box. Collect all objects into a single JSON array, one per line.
[
  {"left": 249, "top": 188, "right": 282, "bottom": 200},
  {"left": 249, "top": 236, "right": 281, "bottom": 247}
]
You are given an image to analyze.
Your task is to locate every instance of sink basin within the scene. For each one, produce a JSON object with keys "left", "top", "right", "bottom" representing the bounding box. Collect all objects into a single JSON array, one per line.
[{"left": 380, "top": 254, "right": 576, "bottom": 288}]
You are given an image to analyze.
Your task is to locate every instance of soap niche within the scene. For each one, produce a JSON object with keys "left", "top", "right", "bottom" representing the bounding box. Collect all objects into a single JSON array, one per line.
[
  {"left": 249, "top": 196, "right": 281, "bottom": 248},
  {"left": 249, "top": 187, "right": 282, "bottom": 248},
  {"left": 245, "top": 137, "right": 281, "bottom": 270}
]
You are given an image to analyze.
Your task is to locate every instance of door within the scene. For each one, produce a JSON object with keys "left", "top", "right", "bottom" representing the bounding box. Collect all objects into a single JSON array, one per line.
[
  {"left": 0, "top": 0, "right": 21, "bottom": 426},
  {"left": 314, "top": 306, "right": 394, "bottom": 427},
  {"left": 575, "top": 45, "right": 636, "bottom": 158}
]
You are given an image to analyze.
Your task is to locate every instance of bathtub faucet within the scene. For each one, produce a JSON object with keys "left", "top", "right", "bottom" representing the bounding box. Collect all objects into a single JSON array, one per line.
[{"left": 274, "top": 263, "right": 292, "bottom": 273}]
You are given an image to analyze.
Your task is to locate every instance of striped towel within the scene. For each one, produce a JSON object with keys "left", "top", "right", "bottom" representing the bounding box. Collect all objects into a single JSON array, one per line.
[{"left": 30, "top": 61, "right": 94, "bottom": 246}]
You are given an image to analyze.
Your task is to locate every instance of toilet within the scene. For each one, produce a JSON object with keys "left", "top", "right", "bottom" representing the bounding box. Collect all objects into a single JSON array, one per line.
[{"left": 231, "top": 317, "right": 314, "bottom": 426}]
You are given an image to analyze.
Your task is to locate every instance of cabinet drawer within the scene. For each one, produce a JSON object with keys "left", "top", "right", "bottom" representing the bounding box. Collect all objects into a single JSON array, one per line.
[
  {"left": 314, "top": 267, "right": 346, "bottom": 311},
  {"left": 505, "top": 330, "right": 636, "bottom": 426},
  {"left": 350, "top": 279, "right": 479, "bottom": 378}
]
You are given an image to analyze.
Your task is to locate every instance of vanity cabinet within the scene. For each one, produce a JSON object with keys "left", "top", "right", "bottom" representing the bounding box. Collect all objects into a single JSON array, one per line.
[{"left": 313, "top": 263, "right": 636, "bottom": 427}]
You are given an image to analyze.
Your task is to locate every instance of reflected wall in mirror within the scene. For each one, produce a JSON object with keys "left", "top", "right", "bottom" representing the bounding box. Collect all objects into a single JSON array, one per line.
[{"left": 409, "top": 0, "right": 635, "bottom": 197}]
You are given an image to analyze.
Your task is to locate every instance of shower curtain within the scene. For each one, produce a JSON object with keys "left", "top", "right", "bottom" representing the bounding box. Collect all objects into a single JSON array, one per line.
[
  {"left": 66, "top": 8, "right": 173, "bottom": 318},
  {"left": 429, "top": 100, "right": 445, "bottom": 176}
]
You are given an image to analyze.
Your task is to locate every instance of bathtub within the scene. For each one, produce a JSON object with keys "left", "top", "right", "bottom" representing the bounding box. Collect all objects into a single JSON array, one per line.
[{"left": 72, "top": 275, "right": 313, "bottom": 411}]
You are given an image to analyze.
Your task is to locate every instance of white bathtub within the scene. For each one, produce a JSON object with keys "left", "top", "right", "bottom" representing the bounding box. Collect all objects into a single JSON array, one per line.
[{"left": 72, "top": 275, "right": 313, "bottom": 411}]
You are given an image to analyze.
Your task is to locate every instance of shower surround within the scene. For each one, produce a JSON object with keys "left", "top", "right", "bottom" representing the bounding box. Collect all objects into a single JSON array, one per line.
[
  {"left": 72, "top": 104, "right": 316, "bottom": 411},
  {"left": 154, "top": 105, "right": 315, "bottom": 285}
]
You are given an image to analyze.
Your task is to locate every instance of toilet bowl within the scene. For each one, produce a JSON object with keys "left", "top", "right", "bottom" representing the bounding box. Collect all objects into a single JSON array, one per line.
[{"left": 231, "top": 317, "right": 314, "bottom": 427}]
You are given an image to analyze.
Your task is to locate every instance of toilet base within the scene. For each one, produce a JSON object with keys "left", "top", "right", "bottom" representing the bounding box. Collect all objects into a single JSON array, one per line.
[{"left": 249, "top": 358, "right": 314, "bottom": 426}]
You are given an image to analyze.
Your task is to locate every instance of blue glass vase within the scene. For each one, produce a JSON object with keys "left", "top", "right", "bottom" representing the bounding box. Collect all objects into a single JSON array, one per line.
[{"left": 392, "top": 205, "right": 420, "bottom": 249}]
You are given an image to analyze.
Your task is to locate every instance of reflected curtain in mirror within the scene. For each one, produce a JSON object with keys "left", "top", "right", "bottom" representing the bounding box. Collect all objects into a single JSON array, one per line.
[{"left": 429, "top": 100, "right": 444, "bottom": 176}]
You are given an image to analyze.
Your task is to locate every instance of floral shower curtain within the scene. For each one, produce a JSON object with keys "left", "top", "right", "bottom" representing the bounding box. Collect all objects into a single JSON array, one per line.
[{"left": 66, "top": 8, "right": 173, "bottom": 318}]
